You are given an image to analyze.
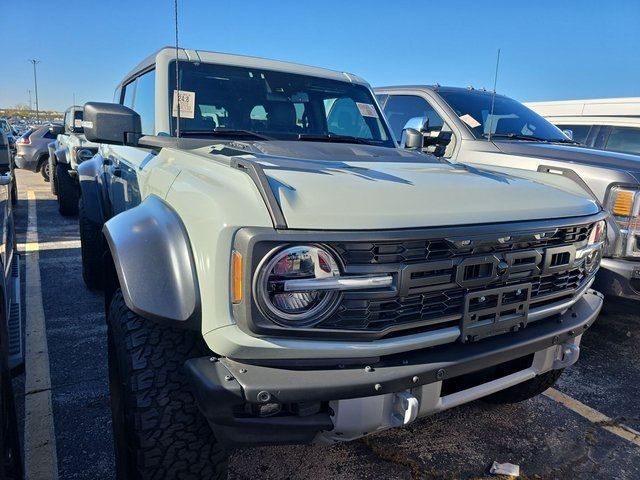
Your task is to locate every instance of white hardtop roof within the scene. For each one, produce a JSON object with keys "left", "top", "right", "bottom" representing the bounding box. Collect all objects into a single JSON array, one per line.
[
  {"left": 118, "top": 47, "right": 368, "bottom": 88},
  {"left": 525, "top": 97, "right": 640, "bottom": 118}
]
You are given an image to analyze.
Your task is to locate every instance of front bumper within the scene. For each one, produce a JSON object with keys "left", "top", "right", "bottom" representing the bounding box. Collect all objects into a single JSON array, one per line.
[
  {"left": 596, "top": 257, "right": 640, "bottom": 301},
  {"left": 186, "top": 289, "right": 603, "bottom": 448}
]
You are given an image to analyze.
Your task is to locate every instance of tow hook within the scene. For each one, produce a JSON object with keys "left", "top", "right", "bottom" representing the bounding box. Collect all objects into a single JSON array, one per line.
[
  {"left": 553, "top": 342, "right": 580, "bottom": 369},
  {"left": 392, "top": 391, "right": 419, "bottom": 426}
]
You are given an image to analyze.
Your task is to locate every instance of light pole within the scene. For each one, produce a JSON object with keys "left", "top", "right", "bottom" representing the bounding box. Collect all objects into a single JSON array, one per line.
[{"left": 28, "top": 59, "right": 41, "bottom": 123}]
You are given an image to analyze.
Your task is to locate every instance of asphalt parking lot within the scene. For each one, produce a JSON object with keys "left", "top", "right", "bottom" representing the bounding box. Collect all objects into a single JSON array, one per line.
[{"left": 11, "top": 168, "right": 640, "bottom": 480}]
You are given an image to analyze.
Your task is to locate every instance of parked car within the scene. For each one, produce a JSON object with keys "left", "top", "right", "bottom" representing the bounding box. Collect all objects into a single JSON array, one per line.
[
  {"left": 375, "top": 86, "right": 640, "bottom": 301},
  {"left": 49, "top": 106, "right": 99, "bottom": 215},
  {"left": 525, "top": 97, "right": 640, "bottom": 156},
  {"left": 14, "top": 124, "right": 60, "bottom": 181},
  {"left": 79, "top": 48, "right": 605, "bottom": 479},
  {"left": 0, "top": 119, "right": 17, "bottom": 157},
  {"left": 0, "top": 131, "right": 23, "bottom": 480}
]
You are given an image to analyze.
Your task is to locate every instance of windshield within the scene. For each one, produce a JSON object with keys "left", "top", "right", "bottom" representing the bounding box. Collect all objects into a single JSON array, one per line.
[
  {"left": 168, "top": 61, "right": 394, "bottom": 147},
  {"left": 438, "top": 91, "right": 570, "bottom": 142},
  {"left": 0, "top": 119, "right": 11, "bottom": 134}
]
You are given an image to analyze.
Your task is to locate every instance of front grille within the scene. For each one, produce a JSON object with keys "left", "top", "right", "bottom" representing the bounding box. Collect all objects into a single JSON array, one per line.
[
  {"left": 317, "top": 223, "right": 595, "bottom": 335},
  {"left": 318, "top": 267, "right": 586, "bottom": 333},
  {"left": 332, "top": 225, "right": 590, "bottom": 265}
]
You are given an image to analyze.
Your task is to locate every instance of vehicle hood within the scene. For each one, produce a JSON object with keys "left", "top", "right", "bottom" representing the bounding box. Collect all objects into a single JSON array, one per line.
[
  {"left": 493, "top": 140, "right": 640, "bottom": 179},
  {"left": 205, "top": 141, "right": 600, "bottom": 230}
]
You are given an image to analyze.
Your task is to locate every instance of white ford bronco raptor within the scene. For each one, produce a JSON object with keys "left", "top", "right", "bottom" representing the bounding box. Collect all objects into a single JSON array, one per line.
[
  {"left": 78, "top": 47, "right": 606, "bottom": 479},
  {"left": 48, "top": 105, "right": 99, "bottom": 215}
]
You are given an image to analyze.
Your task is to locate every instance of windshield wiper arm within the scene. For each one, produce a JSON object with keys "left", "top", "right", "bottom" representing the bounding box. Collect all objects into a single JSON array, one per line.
[
  {"left": 483, "top": 133, "right": 550, "bottom": 142},
  {"left": 297, "top": 133, "right": 372, "bottom": 145},
  {"left": 178, "top": 129, "right": 272, "bottom": 140},
  {"left": 485, "top": 133, "right": 581, "bottom": 144}
]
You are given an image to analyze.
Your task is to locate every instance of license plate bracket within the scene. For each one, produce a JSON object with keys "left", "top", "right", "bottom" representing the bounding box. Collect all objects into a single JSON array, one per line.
[{"left": 461, "top": 283, "right": 532, "bottom": 342}]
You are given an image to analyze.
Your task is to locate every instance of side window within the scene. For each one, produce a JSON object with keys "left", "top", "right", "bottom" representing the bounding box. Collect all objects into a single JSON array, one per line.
[
  {"left": 605, "top": 127, "right": 640, "bottom": 155},
  {"left": 382, "top": 95, "right": 444, "bottom": 139},
  {"left": 133, "top": 70, "right": 156, "bottom": 135},
  {"left": 73, "top": 110, "right": 83, "bottom": 132},
  {"left": 556, "top": 124, "right": 591, "bottom": 144},
  {"left": 121, "top": 79, "right": 136, "bottom": 108}
]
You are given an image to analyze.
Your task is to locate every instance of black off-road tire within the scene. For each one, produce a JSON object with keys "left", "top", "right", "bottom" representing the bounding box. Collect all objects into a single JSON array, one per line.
[
  {"left": 483, "top": 369, "right": 564, "bottom": 404},
  {"left": 49, "top": 155, "right": 58, "bottom": 195},
  {"left": 55, "top": 163, "right": 79, "bottom": 216},
  {"left": 39, "top": 156, "right": 51, "bottom": 181},
  {"left": 107, "top": 290, "right": 228, "bottom": 480},
  {"left": 79, "top": 198, "right": 104, "bottom": 290}
]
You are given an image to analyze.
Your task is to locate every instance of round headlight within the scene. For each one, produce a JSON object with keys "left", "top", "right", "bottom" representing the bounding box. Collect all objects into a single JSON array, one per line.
[
  {"left": 255, "top": 245, "right": 342, "bottom": 326},
  {"left": 76, "top": 148, "right": 94, "bottom": 162}
]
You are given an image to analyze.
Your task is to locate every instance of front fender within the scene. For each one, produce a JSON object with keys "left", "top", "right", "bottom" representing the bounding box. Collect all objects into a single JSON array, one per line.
[
  {"left": 78, "top": 155, "right": 107, "bottom": 225},
  {"left": 103, "top": 195, "right": 200, "bottom": 327},
  {"left": 55, "top": 147, "right": 68, "bottom": 164},
  {"left": 47, "top": 142, "right": 57, "bottom": 165}
]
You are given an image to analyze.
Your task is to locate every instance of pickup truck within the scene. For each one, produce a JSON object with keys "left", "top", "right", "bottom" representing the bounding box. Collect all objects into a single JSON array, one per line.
[
  {"left": 376, "top": 86, "right": 640, "bottom": 302},
  {"left": 78, "top": 48, "right": 605, "bottom": 479}
]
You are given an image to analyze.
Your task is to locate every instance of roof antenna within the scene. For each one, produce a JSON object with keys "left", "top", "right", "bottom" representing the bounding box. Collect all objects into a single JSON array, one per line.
[
  {"left": 174, "top": 0, "right": 181, "bottom": 141},
  {"left": 487, "top": 48, "right": 500, "bottom": 142}
]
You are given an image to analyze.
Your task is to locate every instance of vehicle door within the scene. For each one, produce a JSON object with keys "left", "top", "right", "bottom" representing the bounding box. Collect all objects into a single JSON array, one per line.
[
  {"left": 104, "top": 69, "right": 156, "bottom": 217},
  {"left": 378, "top": 92, "right": 458, "bottom": 159},
  {"left": 0, "top": 131, "right": 20, "bottom": 479}
]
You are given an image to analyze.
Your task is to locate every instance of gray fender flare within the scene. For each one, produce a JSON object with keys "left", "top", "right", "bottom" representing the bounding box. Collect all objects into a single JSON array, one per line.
[
  {"left": 103, "top": 195, "right": 201, "bottom": 327},
  {"left": 77, "top": 155, "right": 107, "bottom": 225},
  {"left": 47, "top": 142, "right": 57, "bottom": 164},
  {"left": 55, "top": 147, "right": 68, "bottom": 164}
]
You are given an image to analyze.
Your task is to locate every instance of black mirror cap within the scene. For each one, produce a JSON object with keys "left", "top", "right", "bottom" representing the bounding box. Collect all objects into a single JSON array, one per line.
[
  {"left": 49, "top": 124, "right": 65, "bottom": 136},
  {"left": 401, "top": 128, "right": 424, "bottom": 150},
  {"left": 83, "top": 102, "right": 142, "bottom": 146}
]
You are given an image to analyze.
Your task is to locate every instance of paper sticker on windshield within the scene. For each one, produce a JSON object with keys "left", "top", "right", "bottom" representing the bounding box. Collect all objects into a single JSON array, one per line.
[
  {"left": 356, "top": 103, "right": 378, "bottom": 118},
  {"left": 460, "top": 114, "right": 481, "bottom": 128},
  {"left": 74, "top": 119, "right": 83, "bottom": 128},
  {"left": 172, "top": 90, "right": 196, "bottom": 119}
]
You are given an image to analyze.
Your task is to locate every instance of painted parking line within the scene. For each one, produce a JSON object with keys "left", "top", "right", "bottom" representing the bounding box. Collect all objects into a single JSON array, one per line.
[
  {"left": 24, "top": 190, "right": 59, "bottom": 480},
  {"left": 545, "top": 388, "right": 640, "bottom": 447},
  {"left": 19, "top": 239, "right": 81, "bottom": 252}
]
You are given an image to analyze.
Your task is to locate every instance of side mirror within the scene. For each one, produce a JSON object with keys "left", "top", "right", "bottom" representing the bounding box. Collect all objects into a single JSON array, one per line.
[
  {"left": 562, "top": 129, "right": 574, "bottom": 141},
  {"left": 83, "top": 102, "right": 142, "bottom": 146},
  {"left": 49, "top": 124, "right": 65, "bottom": 136},
  {"left": 401, "top": 128, "right": 424, "bottom": 150},
  {"left": 403, "top": 116, "right": 429, "bottom": 132}
]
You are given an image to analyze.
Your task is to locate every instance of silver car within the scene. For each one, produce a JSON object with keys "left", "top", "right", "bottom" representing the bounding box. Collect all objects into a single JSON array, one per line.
[{"left": 14, "top": 125, "right": 58, "bottom": 181}]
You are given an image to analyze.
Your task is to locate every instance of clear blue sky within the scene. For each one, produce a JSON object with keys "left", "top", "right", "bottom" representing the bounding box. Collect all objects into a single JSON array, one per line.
[{"left": 2, "top": 0, "right": 639, "bottom": 111}]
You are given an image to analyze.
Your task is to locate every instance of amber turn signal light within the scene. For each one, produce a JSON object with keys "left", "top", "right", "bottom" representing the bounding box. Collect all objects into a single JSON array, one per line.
[{"left": 231, "top": 251, "right": 243, "bottom": 304}]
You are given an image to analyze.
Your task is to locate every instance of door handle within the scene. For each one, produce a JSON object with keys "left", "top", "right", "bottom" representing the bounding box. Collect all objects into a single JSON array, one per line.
[{"left": 112, "top": 167, "right": 122, "bottom": 178}]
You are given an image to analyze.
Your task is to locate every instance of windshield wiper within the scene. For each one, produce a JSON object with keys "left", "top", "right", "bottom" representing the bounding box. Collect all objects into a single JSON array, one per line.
[
  {"left": 484, "top": 133, "right": 579, "bottom": 144},
  {"left": 297, "top": 133, "right": 373, "bottom": 145},
  {"left": 483, "top": 133, "right": 550, "bottom": 142},
  {"left": 178, "top": 129, "right": 272, "bottom": 140}
]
